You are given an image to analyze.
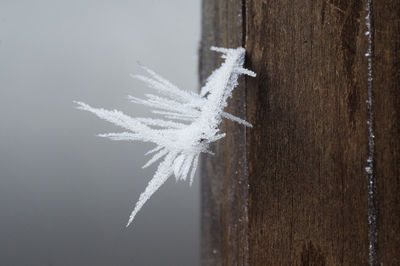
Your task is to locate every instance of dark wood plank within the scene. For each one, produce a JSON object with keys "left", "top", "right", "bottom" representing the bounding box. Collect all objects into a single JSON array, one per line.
[
  {"left": 246, "top": 0, "right": 369, "bottom": 264},
  {"left": 200, "top": 0, "right": 399, "bottom": 265},
  {"left": 200, "top": 1, "right": 248, "bottom": 265},
  {"left": 374, "top": 1, "right": 400, "bottom": 265}
]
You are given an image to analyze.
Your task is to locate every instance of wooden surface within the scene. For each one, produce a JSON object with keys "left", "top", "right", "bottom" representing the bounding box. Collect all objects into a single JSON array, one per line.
[
  {"left": 200, "top": 1, "right": 249, "bottom": 265},
  {"left": 374, "top": 1, "right": 400, "bottom": 265},
  {"left": 200, "top": 0, "right": 399, "bottom": 265}
]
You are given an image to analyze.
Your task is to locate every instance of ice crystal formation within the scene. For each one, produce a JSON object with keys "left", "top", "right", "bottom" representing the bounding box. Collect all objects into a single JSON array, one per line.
[{"left": 75, "top": 47, "right": 256, "bottom": 226}]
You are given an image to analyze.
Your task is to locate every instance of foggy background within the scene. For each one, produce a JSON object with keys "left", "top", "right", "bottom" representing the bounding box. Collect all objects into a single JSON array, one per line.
[{"left": 0, "top": 1, "right": 200, "bottom": 265}]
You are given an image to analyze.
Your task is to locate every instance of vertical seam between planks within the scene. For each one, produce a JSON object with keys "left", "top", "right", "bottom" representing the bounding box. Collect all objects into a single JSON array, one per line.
[
  {"left": 241, "top": 0, "right": 247, "bottom": 47},
  {"left": 241, "top": 0, "right": 249, "bottom": 265},
  {"left": 365, "top": 0, "right": 378, "bottom": 265}
]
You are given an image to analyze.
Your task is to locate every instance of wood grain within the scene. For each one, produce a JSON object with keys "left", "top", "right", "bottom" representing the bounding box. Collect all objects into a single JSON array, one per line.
[
  {"left": 246, "top": 0, "right": 369, "bottom": 264},
  {"left": 374, "top": 1, "right": 400, "bottom": 265},
  {"left": 200, "top": 1, "right": 249, "bottom": 265},
  {"left": 200, "top": 0, "right": 400, "bottom": 265}
]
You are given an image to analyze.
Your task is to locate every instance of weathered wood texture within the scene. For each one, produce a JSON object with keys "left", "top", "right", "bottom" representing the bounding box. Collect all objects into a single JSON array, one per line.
[
  {"left": 200, "top": 1, "right": 249, "bottom": 265},
  {"left": 200, "top": 0, "right": 399, "bottom": 265},
  {"left": 374, "top": 1, "right": 400, "bottom": 265}
]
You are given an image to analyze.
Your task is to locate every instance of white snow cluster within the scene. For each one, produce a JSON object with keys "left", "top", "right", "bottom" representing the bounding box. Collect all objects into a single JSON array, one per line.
[{"left": 75, "top": 47, "right": 256, "bottom": 226}]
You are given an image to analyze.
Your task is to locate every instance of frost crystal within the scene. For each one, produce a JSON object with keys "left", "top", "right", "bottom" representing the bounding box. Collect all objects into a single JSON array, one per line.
[{"left": 75, "top": 47, "right": 256, "bottom": 226}]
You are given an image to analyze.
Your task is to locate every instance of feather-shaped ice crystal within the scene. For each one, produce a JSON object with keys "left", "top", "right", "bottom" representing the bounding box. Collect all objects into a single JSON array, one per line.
[{"left": 75, "top": 47, "right": 256, "bottom": 226}]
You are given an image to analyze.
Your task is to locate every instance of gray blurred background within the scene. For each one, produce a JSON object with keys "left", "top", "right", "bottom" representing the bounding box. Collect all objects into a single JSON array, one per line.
[{"left": 0, "top": 0, "right": 200, "bottom": 265}]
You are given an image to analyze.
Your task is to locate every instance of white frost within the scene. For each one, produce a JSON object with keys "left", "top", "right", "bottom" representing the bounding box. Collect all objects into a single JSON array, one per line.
[{"left": 75, "top": 47, "right": 256, "bottom": 226}]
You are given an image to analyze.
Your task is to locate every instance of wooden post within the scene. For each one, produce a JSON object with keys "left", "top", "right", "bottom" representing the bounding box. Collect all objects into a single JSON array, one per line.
[{"left": 200, "top": 0, "right": 399, "bottom": 265}]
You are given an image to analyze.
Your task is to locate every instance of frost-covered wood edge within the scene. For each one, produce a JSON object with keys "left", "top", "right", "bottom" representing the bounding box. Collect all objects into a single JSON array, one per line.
[{"left": 200, "top": 0, "right": 399, "bottom": 265}]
